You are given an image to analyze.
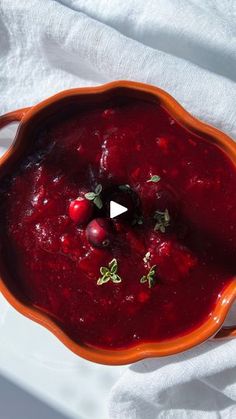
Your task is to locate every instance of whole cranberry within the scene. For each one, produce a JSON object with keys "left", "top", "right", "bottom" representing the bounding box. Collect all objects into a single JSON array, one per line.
[
  {"left": 69, "top": 197, "right": 93, "bottom": 225},
  {"left": 86, "top": 218, "right": 114, "bottom": 248}
]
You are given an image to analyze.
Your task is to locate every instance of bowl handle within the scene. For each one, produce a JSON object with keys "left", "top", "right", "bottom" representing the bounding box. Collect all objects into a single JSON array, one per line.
[
  {"left": 214, "top": 325, "right": 236, "bottom": 339},
  {"left": 0, "top": 107, "right": 31, "bottom": 129}
]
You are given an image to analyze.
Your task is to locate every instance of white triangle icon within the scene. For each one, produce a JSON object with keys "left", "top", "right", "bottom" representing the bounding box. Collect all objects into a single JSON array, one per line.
[{"left": 110, "top": 200, "right": 128, "bottom": 219}]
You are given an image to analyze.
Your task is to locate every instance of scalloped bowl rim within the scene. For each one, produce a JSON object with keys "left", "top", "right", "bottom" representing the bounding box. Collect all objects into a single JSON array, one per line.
[{"left": 0, "top": 80, "right": 236, "bottom": 365}]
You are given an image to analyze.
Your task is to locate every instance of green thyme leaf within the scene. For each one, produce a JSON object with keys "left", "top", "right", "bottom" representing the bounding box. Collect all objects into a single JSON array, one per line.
[
  {"left": 148, "top": 276, "right": 156, "bottom": 288},
  {"left": 93, "top": 196, "right": 103, "bottom": 209},
  {"left": 97, "top": 258, "right": 122, "bottom": 286},
  {"left": 110, "top": 264, "right": 117, "bottom": 274},
  {"left": 109, "top": 258, "right": 116, "bottom": 269},
  {"left": 140, "top": 275, "right": 147, "bottom": 283},
  {"left": 100, "top": 267, "right": 109, "bottom": 275},
  {"left": 147, "top": 265, "right": 156, "bottom": 278},
  {"left": 140, "top": 265, "right": 157, "bottom": 288},
  {"left": 147, "top": 175, "right": 161, "bottom": 183},
  {"left": 164, "top": 209, "right": 170, "bottom": 223},
  {"left": 112, "top": 275, "right": 122, "bottom": 283},
  {"left": 85, "top": 192, "right": 96, "bottom": 200},
  {"left": 95, "top": 184, "right": 102, "bottom": 194},
  {"left": 85, "top": 184, "right": 103, "bottom": 208}
]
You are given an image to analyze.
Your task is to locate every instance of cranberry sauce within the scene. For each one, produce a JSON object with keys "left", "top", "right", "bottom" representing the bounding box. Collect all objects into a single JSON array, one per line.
[{"left": 0, "top": 99, "right": 236, "bottom": 349}]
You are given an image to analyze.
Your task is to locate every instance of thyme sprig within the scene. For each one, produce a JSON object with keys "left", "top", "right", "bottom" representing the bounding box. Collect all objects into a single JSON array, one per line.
[
  {"left": 140, "top": 265, "right": 157, "bottom": 288},
  {"left": 154, "top": 209, "right": 170, "bottom": 233},
  {"left": 85, "top": 184, "right": 103, "bottom": 209},
  {"left": 147, "top": 175, "right": 161, "bottom": 183},
  {"left": 97, "top": 258, "right": 122, "bottom": 285}
]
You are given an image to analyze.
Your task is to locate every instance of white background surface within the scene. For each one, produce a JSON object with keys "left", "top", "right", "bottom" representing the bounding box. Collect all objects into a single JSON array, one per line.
[
  {"left": 1, "top": 1, "right": 236, "bottom": 418},
  {"left": 0, "top": 125, "right": 125, "bottom": 419}
]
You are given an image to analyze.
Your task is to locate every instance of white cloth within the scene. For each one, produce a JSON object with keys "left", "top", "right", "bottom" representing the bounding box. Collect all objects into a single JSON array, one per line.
[{"left": 0, "top": 1, "right": 236, "bottom": 418}]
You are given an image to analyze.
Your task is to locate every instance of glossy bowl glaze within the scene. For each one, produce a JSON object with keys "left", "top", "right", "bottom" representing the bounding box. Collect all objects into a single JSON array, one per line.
[{"left": 0, "top": 81, "right": 236, "bottom": 365}]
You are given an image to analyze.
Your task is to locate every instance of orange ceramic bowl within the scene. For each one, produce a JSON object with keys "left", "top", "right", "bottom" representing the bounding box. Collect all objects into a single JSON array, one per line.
[{"left": 0, "top": 81, "right": 236, "bottom": 365}]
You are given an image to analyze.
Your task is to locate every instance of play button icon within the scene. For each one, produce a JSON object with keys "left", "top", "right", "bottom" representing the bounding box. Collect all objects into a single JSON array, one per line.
[{"left": 110, "top": 200, "right": 128, "bottom": 219}]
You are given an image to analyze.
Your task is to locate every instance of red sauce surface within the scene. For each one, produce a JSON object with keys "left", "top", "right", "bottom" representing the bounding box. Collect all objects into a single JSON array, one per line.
[{"left": 0, "top": 99, "right": 236, "bottom": 349}]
